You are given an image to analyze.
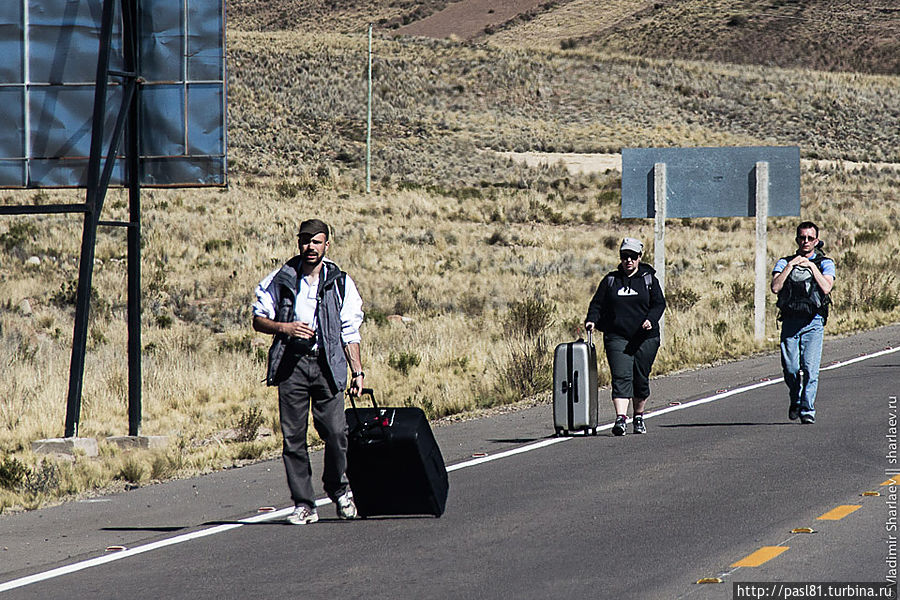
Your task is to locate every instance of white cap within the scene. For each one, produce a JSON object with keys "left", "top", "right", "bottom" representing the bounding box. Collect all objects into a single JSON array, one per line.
[{"left": 620, "top": 237, "right": 643, "bottom": 254}]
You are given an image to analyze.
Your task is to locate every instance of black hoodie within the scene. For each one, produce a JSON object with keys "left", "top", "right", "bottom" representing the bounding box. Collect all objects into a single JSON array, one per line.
[{"left": 585, "top": 263, "right": 666, "bottom": 339}]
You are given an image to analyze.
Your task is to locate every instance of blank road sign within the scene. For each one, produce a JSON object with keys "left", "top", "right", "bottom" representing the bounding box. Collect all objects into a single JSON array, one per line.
[
  {"left": 0, "top": 0, "right": 226, "bottom": 188},
  {"left": 621, "top": 146, "right": 800, "bottom": 218}
]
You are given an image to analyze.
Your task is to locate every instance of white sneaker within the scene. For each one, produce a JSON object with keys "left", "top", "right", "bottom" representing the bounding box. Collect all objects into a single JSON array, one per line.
[
  {"left": 335, "top": 491, "right": 358, "bottom": 520},
  {"left": 286, "top": 505, "right": 319, "bottom": 525}
]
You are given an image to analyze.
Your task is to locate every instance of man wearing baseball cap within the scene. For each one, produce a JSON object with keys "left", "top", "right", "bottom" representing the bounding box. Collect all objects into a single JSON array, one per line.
[{"left": 252, "top": 218, "right": 365, "bottom": 524}]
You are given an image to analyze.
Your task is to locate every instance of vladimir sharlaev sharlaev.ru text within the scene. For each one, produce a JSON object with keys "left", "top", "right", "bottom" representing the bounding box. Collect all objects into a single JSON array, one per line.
[
  {"left": 734, "top": 582, "right": 897, "bottom": 599},
  {"left": 887, "top": 396, "right": 899, "bottom": 585}
]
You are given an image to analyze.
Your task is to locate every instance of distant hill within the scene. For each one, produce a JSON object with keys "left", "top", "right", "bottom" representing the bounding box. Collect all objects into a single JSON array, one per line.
[
  {"left": 228, "top": 0, "right": 899, "bottom": 76},
  {"left": 226, "top": 0, "right": 451, "bottom": 34},
  {"left": 525, "top": 0, "right": 900, "bottom": 76}
]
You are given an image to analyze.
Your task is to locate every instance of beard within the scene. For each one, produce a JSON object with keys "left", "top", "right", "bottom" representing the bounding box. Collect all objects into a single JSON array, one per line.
[{"left": 303, "top": 251, "right": 324, "bottom": 267}]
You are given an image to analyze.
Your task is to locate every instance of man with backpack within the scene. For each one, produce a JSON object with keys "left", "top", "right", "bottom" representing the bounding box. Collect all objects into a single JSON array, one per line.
[
  {"left": 252, "top": 218, "right": 365, "bottom": 524},
  {"left": 771, "top": 221, "right": 836, "bottom": 425}
]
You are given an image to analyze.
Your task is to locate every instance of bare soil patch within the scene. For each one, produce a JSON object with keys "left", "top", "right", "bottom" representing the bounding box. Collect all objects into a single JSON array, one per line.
[
  {"left": 499, "top": 152, "right": 900, "bottom": 176},
  {"left": 394, "top": 0, "right": 548, "bottom": 40}
]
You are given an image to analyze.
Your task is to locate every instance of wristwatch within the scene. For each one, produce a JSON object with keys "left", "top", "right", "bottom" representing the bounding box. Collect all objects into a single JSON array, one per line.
[{"left": 351, "top": 371, "right": 365, "bottom": 378}]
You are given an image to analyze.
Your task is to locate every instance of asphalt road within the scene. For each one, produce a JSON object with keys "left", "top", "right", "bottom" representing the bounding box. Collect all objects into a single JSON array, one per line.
[{"left": 1, "top": 325, "right": 898, "bottom": 599}]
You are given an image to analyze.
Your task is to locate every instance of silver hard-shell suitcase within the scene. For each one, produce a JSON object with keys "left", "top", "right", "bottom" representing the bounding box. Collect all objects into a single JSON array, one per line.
[{"left": 553, "top": 331, "right": 599, "bottom": 436}]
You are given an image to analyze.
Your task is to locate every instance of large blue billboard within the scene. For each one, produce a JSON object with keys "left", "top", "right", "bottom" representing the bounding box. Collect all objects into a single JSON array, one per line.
[
  {"left": 0, "top": 0, "right": 226, "bottom": 188},
  {"left": 621, "top": 146, "right": 800, "bottom": 218}
]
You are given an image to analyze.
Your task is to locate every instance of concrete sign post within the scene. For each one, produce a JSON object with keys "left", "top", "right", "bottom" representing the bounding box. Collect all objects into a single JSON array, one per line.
[
  {"left": 754, "top": 162, "right": 769, "bottom": 341},
  {"left": 654, "top": 162, "right": 666, "bottom": 343}
]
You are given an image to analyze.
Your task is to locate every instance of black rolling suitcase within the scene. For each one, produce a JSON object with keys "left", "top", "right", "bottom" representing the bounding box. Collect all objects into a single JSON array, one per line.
[{"left": 345, "top": 389, "right": 449, "bottom": 518}]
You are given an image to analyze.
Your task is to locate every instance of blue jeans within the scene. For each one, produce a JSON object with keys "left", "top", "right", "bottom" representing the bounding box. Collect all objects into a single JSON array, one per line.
[{"left": 780, "top": 315, "right": 825, "bottom": 419}]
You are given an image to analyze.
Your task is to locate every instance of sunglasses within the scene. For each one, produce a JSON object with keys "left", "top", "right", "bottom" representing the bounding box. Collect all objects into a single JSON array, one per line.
[
  {"left": 796, "top": 235, "right": 817, "bottom": 242},
  {"left": 620, "top": 252, "right": 640, "bottom": 261}
]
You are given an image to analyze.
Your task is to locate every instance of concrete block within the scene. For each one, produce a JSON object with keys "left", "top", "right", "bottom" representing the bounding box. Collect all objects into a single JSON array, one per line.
[
  {"left": 106, "top": 435, "right": 169, "bottom": 450},
  {"left": 32, "top": 437, "right": 99, "bottom": 457}
]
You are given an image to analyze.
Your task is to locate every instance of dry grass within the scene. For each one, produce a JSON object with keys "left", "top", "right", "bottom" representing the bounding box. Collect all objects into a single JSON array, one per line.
[{"left": 0, "top": 12, "right": 898, "bottom": 511}]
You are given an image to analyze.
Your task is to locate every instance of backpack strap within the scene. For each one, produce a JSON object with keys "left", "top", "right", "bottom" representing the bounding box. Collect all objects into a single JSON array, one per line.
[
  {"left": 336, "top": 271, "right": 346, "bottom": 306},
  {"left": 606, "top": 272, "right": 653, "bottom": 292}
]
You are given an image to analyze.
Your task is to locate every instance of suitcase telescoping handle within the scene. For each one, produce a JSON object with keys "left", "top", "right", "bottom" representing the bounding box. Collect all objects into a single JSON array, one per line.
[{"left": 347, "top": 387, "right": 381, "bottom": 432}]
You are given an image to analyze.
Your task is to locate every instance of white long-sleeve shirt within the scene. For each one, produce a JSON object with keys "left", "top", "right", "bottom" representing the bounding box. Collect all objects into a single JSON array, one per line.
[{"left": 252, "top": 262, "right": 363, "bottom": 346}]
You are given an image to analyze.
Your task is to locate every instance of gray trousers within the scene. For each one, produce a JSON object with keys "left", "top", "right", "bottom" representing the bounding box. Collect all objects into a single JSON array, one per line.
[
  {"left": 603, "top": 333, "right": 660, "bottom": 399},
  {"left": 277, "top": 353, "right": 349, "bottom": 509}
]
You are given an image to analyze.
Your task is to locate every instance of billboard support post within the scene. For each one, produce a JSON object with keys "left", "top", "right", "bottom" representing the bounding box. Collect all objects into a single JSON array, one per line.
[
  {"left": 123, "top": 0, "right": 142, "bottom": 437},
  {"left": 65, "top": 0, "right": 142, "bottom": 438}
]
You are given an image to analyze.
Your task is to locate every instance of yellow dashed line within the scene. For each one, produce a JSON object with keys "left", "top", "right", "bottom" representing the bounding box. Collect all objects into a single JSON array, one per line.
[
  {"left": 882, "top": 475, "right": 900, "bottom": 486},
  {"left": 731, "top": 546, "right": 789, "bottom": 567},
  {"left": 817, "top": 505, "right": 861, "bottom": 520}
]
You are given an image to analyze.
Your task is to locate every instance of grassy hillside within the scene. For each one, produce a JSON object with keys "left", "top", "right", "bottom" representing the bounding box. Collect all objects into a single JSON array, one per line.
[
  {"left": 0, "top": 3, "right": 898, "bottom": 511},
  {"left": 228, "top": 30, "right": 899, "bottom": 187},
  {"left": 229, "top": 0, "right": 900, "bottom": 76}
]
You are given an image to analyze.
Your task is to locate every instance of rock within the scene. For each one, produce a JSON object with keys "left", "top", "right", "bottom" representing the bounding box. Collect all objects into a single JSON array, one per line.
[
  {"left": 25, "top": 256, "right": 41, "bottom": 267},
  {"left": 32, "top": 437, "right": 99, "bottom": 457},
  {"left": 106, "top": 435, "right": 169, "bottom": 450},
  {"left": 386, "top": 314, "right": 416, "bottom": 324},
  {"left": 18, "top": 298, "right": 32, "bottom": 316}
]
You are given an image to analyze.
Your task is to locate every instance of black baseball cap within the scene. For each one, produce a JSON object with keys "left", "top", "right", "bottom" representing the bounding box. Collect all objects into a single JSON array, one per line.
[{"left": 298, "top": 219, "right": 329, "bottom": 239}]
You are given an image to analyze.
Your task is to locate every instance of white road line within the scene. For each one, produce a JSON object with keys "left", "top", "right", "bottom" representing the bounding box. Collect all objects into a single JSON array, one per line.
[{"left": 2, "top": 345, "right": 897, "bottom": 593}]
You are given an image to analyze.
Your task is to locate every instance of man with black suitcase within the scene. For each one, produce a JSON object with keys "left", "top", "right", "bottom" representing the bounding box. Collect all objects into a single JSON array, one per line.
[{"left": 252, "top": 218, "right": 366, "bottom": 524}]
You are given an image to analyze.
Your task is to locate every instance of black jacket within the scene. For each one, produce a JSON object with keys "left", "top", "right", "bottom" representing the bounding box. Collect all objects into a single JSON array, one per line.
[{"left": 585, "top": 263, "right": 666, "bottom": 339}]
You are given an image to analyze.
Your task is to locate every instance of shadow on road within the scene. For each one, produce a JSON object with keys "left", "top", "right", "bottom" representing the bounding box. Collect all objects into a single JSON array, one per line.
[
  {"left": 659, "top": 422, "right": 793, "bottom": 428},
  {"left": 101, "top": 526, "right": 187, "bottom": 532}
]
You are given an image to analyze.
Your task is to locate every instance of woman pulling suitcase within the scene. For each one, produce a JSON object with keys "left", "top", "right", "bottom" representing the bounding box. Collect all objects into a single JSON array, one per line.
[{"left": 584, "top": 237, "right": 666, "bottom": 436}]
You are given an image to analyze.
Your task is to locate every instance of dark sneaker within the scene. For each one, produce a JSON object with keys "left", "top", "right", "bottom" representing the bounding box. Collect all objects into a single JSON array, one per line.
[
  {"left": 800, "top": 415, "right": 815, "bottom": 425},
  {"left": 286, "top": 505, "right": 319, "bottom": 525},
  {"left": 633, "top": 415, "right": 647, "bottom": 434},
  {"left": 788, "top": 405, "right": 800, "bottom": 420},
  {"left": 335, "top": 491, "right": 358, "bottom": 520},
  {"left": 612, "top": 415, "right": 627, "bottom": 436}
]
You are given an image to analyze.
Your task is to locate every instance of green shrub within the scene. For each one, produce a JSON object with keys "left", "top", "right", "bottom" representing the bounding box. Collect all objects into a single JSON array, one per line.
[
  {"left": 0, "top": 222, "right": 39, "bottom": 251},
  {"left": 667, "top": 287, "right": 702, "bottom": 311},
  {"left": 235, "top": 406, "right": 265, "bottom": 442},
  {"left": 0, "top": 456, "right": 29, "bottom": 490},
  {"left": 504, "top": 296, "right": 555, "bottom": 339},
  {"left": 855, "top": 230, "right": 885, "bottom": 244},
  {"left": 23, "top": 459, "right": 60, "bottom": 495},
  {"left": 389, "top": 351, "right": 421, "bottom": 375},
  {"left": 203, "top": 239, "right": 233, "bottom": 253},
  {"left": 117, "top": 456, "right": 147, "bottom": 484},
  {"left": 364, "top": 307, "right": 389, "bottom": 326},
  {"left": 235, "top": 442, "right": 266, "bottom": 461}
]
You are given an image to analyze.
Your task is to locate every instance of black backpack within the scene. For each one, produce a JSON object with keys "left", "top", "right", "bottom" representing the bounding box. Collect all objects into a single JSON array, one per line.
[{"left": 776, "top": 253, "right": 832, "bottom": 322}]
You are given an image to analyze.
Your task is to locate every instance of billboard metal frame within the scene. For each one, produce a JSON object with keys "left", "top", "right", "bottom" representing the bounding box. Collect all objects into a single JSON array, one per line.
[
  {"left": 0, "top": 0, "right": 143, "bottom": 437},
  {"left": 0, "top": 0, "right": 227, "bottom": 439}
]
